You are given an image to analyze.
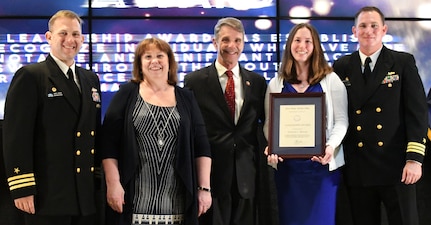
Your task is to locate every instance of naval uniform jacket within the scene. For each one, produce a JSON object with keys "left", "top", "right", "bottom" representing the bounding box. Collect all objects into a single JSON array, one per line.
[
  {"left": 100, "top": 82, "right": 211, "bottom": 225},
  {"left": 3, "top": 54, "right": 102, "bottom": 215},
  {"left": 333, "top": 46, "right": 428, "bottom": 186},
  {"left": 184, "top": 63, "right": 267, "bottom": 199}
]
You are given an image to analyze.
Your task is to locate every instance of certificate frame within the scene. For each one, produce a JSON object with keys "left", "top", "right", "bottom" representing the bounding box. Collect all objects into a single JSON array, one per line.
[{"left": 268, "top": 92, "right": 326, "bottom": 159}]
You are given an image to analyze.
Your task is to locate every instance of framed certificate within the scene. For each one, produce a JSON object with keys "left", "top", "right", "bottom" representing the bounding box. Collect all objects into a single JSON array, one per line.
[{"left": 268, "top": 92, "right": 326, "bottom": 158}]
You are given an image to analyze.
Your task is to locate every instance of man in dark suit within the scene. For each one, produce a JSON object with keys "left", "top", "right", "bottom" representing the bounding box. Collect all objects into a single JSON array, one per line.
[
  {"left": 2, "top": 10, "right": 102, "bottom": 225},
  {"left": 184, "top": 17, "right": 267, "bottom": 225},
  {"left": 333, "top": 6, "right": 428, "bottom": 225}
]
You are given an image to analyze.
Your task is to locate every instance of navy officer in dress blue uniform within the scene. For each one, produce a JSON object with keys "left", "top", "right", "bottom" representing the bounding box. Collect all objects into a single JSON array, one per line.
[
  {"left": 2, "top": 10, "right": 102, "bottom": 225},
  {"left": 333, "top": 6, "right": 428, "bottom": 225}
]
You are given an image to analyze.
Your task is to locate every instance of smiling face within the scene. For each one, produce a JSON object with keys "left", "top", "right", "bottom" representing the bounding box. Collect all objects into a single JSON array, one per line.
[
  {"left": 45, "top": 17, "right": 84, "bottom": 66},
  {"left": 213, "top": 25, "right": 244, "bottom": 70},
  {"left": 353, "top": 10, "right": 387, "bottom": 55},
  {"left": 140, "top": 44, "right": 170, "bottom": 80},
  {"left": 290, "top": 27, "right": 314, "bottom": 64}
]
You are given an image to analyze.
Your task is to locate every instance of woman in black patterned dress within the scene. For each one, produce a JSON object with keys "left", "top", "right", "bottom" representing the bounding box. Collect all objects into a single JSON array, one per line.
[{"left": 100, "top": 37, "right": 212, "bottom": 225}]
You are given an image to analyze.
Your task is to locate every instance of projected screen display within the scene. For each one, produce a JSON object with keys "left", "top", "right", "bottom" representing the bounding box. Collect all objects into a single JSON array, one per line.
[
  {"left": 278, "top": 20, "right": 355, "bottom": 65},
  {"left": 279, "top": 19, "right": 431, "bottom": 92},
  {"left": 91, "top": 18, "right": 278, "bottom": 114},
  {"left": 0, "top": 1, "right": 88, "bottom": 16},
  {"left": 1, "top": 0, "right": 431, "bottom": 119},
  {"left": 90, "top": 0, "right": 276, "bottom": 17},
  {"left": 278, "top": 0, "right": 431, "bottom": 18},
  {"left": 0, "top": 19, "right": 90, "bottom": 119}
]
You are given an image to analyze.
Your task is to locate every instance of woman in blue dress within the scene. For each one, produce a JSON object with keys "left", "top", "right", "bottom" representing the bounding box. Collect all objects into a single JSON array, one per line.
[{"left": 263, "top": 23, "right": 349, "bottom": 225}]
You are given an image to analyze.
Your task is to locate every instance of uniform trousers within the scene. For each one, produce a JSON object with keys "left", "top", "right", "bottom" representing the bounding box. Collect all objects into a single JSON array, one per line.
[
  {"left": 347, "top": 184, "right": 418, "bottom": 225},
  {"left": 24, "top": 213, "right": 95, "bottom": 225}
]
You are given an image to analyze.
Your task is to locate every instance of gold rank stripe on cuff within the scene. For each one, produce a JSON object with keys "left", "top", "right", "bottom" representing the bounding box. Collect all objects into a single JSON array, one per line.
[
  {"left": 406, "top": 142, "right": 426, "bottom": 155},
  {"left": 7, "top": 173, "right": 36, "bottom": 191}
]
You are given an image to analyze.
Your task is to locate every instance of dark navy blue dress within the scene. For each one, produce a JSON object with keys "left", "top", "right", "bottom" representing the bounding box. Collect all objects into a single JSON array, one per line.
[{"left": 275, "top": 81, "right": 341, "bottom": 225}]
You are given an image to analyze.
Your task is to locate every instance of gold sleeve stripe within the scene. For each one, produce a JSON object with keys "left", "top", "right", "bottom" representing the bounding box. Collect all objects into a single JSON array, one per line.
[
  {"left": 9, "top": 177, "right": 35, "bottom": 186},
  {"left": 428, "top": 128, "right": 431, "bottom": 141},
  {"left": 9, "top": 182, "right": 36, "bottom": 191},
  {"left": 8, "top": 176, "right": 36, "bottom": 191},
  {"left": 406, "top": 142, "right": 426, "bottom": 155},
  {"left": 7, "top": 173, "right": 35, "bottom": 182}
]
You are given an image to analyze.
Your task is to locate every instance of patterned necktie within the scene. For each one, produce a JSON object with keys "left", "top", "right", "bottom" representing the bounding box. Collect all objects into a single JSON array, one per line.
[
  {"left": 224, "top": 70, "right": 235, "bottom": 120},
  {"left": 363, "top": 57, "right": 372, "bottom": 82}
]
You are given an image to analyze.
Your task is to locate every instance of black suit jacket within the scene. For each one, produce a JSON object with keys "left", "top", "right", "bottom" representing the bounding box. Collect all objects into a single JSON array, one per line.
[
  {"left": 184, "top": 63, "right": 267, "bottom": 198},
  {"left": 2, "top": 54, "right": 102, "bottom": 215},
  {"left": 333, "top": 46, "right": 428, "bottom": 186}
]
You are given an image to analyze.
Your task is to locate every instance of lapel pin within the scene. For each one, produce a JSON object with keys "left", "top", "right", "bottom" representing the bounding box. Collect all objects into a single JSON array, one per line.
[{"left": 246, "top": 81, "right": 251, "bottom": 86}]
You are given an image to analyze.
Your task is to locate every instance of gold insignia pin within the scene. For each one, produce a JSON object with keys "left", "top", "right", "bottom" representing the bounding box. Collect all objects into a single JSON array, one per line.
[{"left": 52, "top": 87, "right": 57, "bottom": 92}]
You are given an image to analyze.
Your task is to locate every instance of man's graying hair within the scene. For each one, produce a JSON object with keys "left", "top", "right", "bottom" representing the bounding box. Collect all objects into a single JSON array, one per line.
[{"left": 214, "top": 17, "right": 245, "bottom": 39}]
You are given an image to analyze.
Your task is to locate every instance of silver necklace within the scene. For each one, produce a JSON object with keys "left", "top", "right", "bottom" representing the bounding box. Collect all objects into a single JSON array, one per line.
[{"left": 143, "top": 100, "right": 176, "bottom": 147}]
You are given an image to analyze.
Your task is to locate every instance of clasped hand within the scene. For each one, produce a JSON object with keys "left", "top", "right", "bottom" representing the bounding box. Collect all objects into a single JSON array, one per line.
[{"left": 264, "top": 145, "right": 334, "bottom": 168}]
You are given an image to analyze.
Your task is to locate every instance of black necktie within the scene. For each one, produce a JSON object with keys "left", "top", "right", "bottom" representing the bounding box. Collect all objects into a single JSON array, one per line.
[
  {"left": 66, "top": 68, "right": 81, "bottom": 108},
  {"left": 67, "top": 68, "right": 80, "bottom": 92},
  {"left": 67, "top": 68, "right": 76, "bottom": 85},
  {"left": 363, "top": 57, "right": 372, "bottom": 82}
]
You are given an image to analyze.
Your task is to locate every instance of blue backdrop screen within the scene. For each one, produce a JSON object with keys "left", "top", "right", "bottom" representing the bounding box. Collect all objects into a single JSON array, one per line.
[{"left": 1, "top": 0, "right": 431, "bottom": 119}]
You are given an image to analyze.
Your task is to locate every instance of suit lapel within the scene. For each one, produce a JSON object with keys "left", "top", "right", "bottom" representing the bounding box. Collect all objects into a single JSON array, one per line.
[
  {"left": 238, "top": 67, "right": 251, "bottom": 121},
  {"left": 348, "top": 54, "right": 372, "bottom": 108},
  {"left": 348, "top": 52, "right": 375, "bottom": 108},
  {"left": 347, "top": 52, "right": 366, "bottom": 87},
  {"left": 366, "top": 47, "right": 393, "bottom": 92},
  {"left": 46, "top": 56, "right": 81, "bottom": 114},
  {"left": 76, "top": 68, "right": 91, "bottom": 113},
  {"left": 349, "top": 47, "right": 394, "bottom": 108}
]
